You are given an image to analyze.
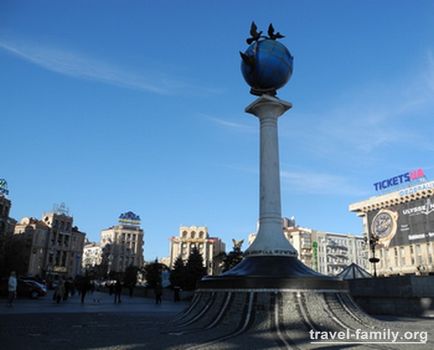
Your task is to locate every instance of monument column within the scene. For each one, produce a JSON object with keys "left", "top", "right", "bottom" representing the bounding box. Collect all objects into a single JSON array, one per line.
[{"left": 244, "top": 94, "right": 297, "bottom": 257}]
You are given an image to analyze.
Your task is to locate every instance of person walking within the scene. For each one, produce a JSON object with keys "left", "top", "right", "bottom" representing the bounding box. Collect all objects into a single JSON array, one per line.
[
  {"left": 173, "top": 286, "right": 181, "bottom": 302},
  {"left": 80, "top": 276, "right": 90, "bottom": 304},
  {"left": 154, "top": 283, "right": 163, "bottom": 305},
  {"left": 114, "top": 279, "right": 122, "bottom": 304},
  {"left": 7, "top": 271, "right": 17, "bottom": 307},
  {"left": 55, "top": 279, "right": 65, "bottom": 304},
  {"left": 63, "top": 278, "right": 71, "bottom": 301}
]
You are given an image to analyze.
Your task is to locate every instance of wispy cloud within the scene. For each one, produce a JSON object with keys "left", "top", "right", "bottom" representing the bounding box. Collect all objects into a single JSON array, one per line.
[
  {"left": 286, "top": 54, "right": 434, "bottom": 165},
  {"left": 281, "top": 170, "right": 369, "bottom": 196},
  {"left": 214, "top": 162, "right": 367, "bottom": 197},
  {"left": 0, "top": 38, "right": 219, "bottom": 96},
  {"left": 201, "top": 113, "right": 257, "bottom": 133}
]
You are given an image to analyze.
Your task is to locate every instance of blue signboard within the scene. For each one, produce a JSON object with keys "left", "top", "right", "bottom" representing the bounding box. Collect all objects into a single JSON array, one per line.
[
  {"left": 373, "top": 168, "right": 425, "bottom": 192},
  {"left": 119, "top": 211, "right": 141, "bottom": 225}
]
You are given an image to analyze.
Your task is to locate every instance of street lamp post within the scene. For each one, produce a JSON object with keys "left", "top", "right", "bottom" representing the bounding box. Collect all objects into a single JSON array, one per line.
[{"left": 365, "top": 236, "right": 380, "bottom": 277}]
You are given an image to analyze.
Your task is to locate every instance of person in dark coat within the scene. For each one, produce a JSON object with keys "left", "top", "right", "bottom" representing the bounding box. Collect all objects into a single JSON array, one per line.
[
  {"left": 154, "top": 283, "right": 163, "bottom": 305},
  {"left": 114, "top": 279, "right": 122, "bottom": 304},
  {"left": 80, "top": 276, "right": 90, "bottom": 304},
  {"left": 173, "top": 286, "right": 181, "bottom": 302},
  {"left": 63, "top": 278, "right": 71, "bottom": 301}
]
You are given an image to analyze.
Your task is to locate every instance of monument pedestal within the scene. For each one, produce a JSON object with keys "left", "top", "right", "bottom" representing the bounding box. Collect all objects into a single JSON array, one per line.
[{"left": 166, "top": 96, "right": 381, "bottom": 348}]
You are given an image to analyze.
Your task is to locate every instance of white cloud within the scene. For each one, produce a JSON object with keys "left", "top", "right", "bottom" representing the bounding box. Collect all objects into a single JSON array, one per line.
[
  {"left": 0, "top": 39, "right": 219, "bottom": 96},
  {"left": 291, "top": 55, "right": 434, "bottom": 163},
  {"left": 201, "top": 113, "right": 257, "bottom": 133},
  {"left": 281, "top": 170, "right": 369, "bottom": 196}
]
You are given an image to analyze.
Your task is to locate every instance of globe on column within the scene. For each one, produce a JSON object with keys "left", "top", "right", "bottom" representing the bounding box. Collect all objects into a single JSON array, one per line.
[{"left": 240, "top": 23, "right": 293, "bottom": 96}]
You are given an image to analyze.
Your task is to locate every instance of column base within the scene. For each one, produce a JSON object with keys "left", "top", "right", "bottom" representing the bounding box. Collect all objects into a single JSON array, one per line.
[{"left": 199, "top": 256, "right": 347, "bottom": 290}]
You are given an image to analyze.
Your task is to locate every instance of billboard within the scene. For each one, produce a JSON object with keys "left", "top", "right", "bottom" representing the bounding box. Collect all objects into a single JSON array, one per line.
[
  {"left": 368, "top": 195, "right": 434, "bottom": 248},
  {"left": 373, "top": 168, "right": 425, "bottom": 192}
]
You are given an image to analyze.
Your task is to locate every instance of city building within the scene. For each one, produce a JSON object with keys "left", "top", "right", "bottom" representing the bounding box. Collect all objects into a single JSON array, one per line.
[
  {"left": 248, "top": 217, "right": 368, "bottom": 276},
  {"left": 100, "top": 211, "right": 144, "bottom": 273},
  {"left": 169, "top": 226, "right": 226, "bottom": 275},
  {"left": 350, "top": 172, "right": 434, "bottom": 276},
  {"left": 159, "top": 256, "right": 171, "bottom": 268},
  {"left": 82, "top": 241, "right": 102, "bottom": 269},
  {"left": 313, "top": 231, "right": 368, "bottom": 276},
  {"left": 13, "top": 203, "right": 86, "bottom": 278},
  {"left": 0, "top": 195, "right": 12, "bottom": 236},
  {"left": 13, "top": 217, "right": 49, "bottom": 277},
  {"left": 0, "top": 179, "right": 14, "bottom": 236}
]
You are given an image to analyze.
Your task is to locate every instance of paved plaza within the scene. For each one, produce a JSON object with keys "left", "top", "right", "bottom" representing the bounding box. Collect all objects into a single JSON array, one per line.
[{"left": 0, "top": 291, "right": 433, "bottom": 350}]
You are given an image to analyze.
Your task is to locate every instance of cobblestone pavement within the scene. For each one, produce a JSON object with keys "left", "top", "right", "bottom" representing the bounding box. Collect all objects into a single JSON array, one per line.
[{"left": 1, "top": 292, "right": 433, "bottom": 350}]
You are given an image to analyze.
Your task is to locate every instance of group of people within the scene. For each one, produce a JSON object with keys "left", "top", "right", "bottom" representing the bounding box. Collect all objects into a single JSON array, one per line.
[
  {"left": 52, "top": 278, "right": 76, "bottom": 304},
  {"left": 5, "top": 270, "right": 183, "bottom": 307},
  {"left": 108, "top": 279, "right": 123, "bottom": 304}
]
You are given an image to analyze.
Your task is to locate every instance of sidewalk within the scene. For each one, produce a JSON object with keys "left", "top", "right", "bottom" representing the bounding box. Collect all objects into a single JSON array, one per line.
[{"left": 0, "top": 290, "right": 188, "bottom": 315}]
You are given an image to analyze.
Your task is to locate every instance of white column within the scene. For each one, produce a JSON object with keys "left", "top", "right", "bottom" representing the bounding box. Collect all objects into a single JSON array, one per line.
[{"left": 244, "top": 95, "right": 298, "bottom": 257}]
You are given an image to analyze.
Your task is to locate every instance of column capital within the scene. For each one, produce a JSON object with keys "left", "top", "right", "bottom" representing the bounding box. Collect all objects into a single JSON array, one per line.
[{"left": 245, "top": 95, "right": 292, "bottom": 118}]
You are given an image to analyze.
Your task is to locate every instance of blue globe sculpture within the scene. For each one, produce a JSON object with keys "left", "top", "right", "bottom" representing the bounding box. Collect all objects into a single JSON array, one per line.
[{"left": 241, "top": 38, "right": 293, "bottom": 96}]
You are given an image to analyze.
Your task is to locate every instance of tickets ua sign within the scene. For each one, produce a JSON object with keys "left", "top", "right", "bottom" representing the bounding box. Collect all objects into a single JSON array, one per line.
[{"left": 374, "top": 168, "right": 425, "bottom": 191}]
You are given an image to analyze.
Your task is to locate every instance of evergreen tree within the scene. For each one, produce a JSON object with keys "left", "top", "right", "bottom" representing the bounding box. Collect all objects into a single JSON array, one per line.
[
  {"left": 94, "top": 243, "right": 112, "bottom": 278},
  {"left": 222, "top": 244, "right": 243, "bottom": 272},
  {"left": 184, "top": 247, "right": 207, "bottom": 290},
  {"left": 169, "top": 255, "right": 186, "bottom": 288},
  {"left": 144, "top": 259, "right": 162, "bottom": 288},
  {"left": 2, "top": 236, "right": 30, "bottom": 276},
  {"left": 124, "top": 264, "right": 139, "bottom": 288}
]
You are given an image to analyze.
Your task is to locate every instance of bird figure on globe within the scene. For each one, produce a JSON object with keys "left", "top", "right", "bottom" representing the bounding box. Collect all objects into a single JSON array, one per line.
[{"left": 240, "top": 22, "right": 293, "bottom": 96}]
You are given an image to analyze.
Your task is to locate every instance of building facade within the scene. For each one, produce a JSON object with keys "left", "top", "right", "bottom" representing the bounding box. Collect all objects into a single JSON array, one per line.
[
  {"left": 350, "top": 177, "right": 434, "bottom": 276},
  {"left": 0, "top": 195, "right": 12, "bottom": 236},
  {"left": 0, "top": 179, "right": 14, "bottom": 236},
  {"left": 100, "top": 211, "right": 144, "bottom": 273},
  {"left": 169, "top": 226, "right": 226, "bottom": 275},
  {"left": 248, "top": 217, "right": 368, "bottom": 276},
  {"left": 13, "top": 217, "right": 49, "bottom": 277},
  {"left": 13, "top": 204, "right": 86, "bottom": 278},
  {"left": 82, "top": 241, "right": 103, "bottom": 269}
]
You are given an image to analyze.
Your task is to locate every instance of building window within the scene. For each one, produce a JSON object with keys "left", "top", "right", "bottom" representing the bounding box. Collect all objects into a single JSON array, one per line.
[
  {"left": 55, "top": 252, "right": 60, "bottom": 266},
  {"left": 416, "top": 244, "right": 422, "bottom": 265},
  {"left": 400, "top": 247, "right": 405, "bottom": 266},
  {"left": 429, "top": 243, "right": 433, "bottom": 264}
]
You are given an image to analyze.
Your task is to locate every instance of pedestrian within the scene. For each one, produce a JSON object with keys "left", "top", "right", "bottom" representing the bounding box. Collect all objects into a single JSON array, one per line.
[
  {"left": 7, "top": 271, "right": 17, "bottom": 307},
  {"left": 154, "top": 282, "right": 163, "bottom": 305},
  {"left": 63, "top": 279, "right": 71, "bottom": 301},
  {"left": 55, "top": 279, "right": 65, "bottom": 304},
  {"left": 114, "top": 279, "right": 122, "bottom": 304},
  {"left": 173, "top": 285, "right": 181, "bottom": 302},
  {"left": 128, "top": 284, "right": 134, "bottom": 298},
  {"left": 80, "top": 276, "right": 90, "bottom": 304}
]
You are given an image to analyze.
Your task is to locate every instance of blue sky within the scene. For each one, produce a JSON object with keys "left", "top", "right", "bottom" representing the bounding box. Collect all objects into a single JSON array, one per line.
[{"left": 1, "top": 1, "right": 434, "bottom": 260}]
